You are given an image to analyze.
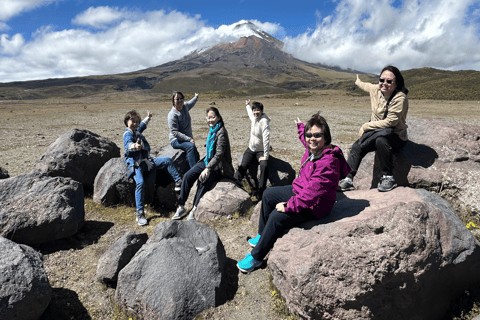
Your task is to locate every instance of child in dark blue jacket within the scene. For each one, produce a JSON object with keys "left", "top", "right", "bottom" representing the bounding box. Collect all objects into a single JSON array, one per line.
[{"left": 123, "top": 110, "right": 182, "bottom": 226}]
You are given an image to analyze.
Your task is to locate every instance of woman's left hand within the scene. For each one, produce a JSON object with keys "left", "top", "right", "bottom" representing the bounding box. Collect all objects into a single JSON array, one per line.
[
  {"left": 200, "top": 168, "right": 210, "bottom": 182},
  {"left": 276, "top": 202, "right": 286, "bottom": 213}
]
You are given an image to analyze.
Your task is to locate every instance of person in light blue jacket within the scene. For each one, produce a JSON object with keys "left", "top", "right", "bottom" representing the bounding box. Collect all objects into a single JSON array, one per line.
[
  {"left": 124, "top": 110, "right": 181, "bottom": 226},
  {"left": 168, "top": 91, "right": 200, "bottom": 169}
]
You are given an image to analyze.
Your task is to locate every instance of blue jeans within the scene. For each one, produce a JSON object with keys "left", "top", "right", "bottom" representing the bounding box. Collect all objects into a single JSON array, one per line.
[
  {"left": 251, "top": 186, "right": 317, "bottom": 261},
  {"left": 134, "top": 157, "right": 181, "bottom": 213},
  {"left": 171, "top": 140, "right": 200, "bottom": 170},
  {"left": 178, "top": 161, "right": 220, "bottom": 207}
]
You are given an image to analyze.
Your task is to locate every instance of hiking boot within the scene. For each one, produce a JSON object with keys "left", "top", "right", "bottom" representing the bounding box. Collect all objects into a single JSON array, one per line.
[
  {"left": 136, "top": 211, "right": 148, "bottom": 226},
  {"left": 174, "top": 179, "right": 182, "bottom": 192},
  {"left": 248, "top": 234, "right": 261, "bottom": 248},
  {"left": 172, "top": 206, "right": 187, "bottom": 220},
  {"left": 187, "top": 206, "right": 196, "bottom": 221},
  {"left": 377, "top": 175, "right": 397, "bottom": 192},
  {"left": 338, "top": 177, "right": 354, "bottom": 192},
  {"left": 237, "top": 253, "right": 264, "bottom": 273}
]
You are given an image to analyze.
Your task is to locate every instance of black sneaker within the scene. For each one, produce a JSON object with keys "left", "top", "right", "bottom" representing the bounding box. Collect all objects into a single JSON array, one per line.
[
  {"left": 377, "top": 175, "right": 397, "bottom": 192},
  {"left": 174, "top": 179, "right": 182, "bottom": 192},
  {"left": 338, "top": 177, "right": 354, "bottom": 191}
]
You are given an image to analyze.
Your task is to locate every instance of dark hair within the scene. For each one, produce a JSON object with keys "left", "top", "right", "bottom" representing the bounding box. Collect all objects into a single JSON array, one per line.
[
  {"left": 304, "top": 112, "right": 332, "bottom": 145},
  {"left": 171, "top": 91, "right": 184, "bottom": 106},
  {"left": 251, "top": 101, "right": 264, "bottom": 112},
  {"left": 380, "top": 65, "right": 409, "bottom": 95},
  {"left": 206, "top": 106, "right": 223, "bottom": 123},
  {"left": 124, "top": 110, "right": 141, "bottom": 127}
]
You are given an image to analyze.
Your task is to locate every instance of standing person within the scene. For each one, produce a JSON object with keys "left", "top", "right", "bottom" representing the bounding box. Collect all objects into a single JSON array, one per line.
[
  {"left": 168, "top": 91, "right": 200, "bottom": 170},
  {"left": 338, "top": 66, "right": 409, "bottom": 192},
  {"left": 172, "top": 107, "right": 235, "bottom": 221},
  {"left": 237, "top": 112, "right": 351, "bottom": 273},
  {"left": 124, "top": 110, "right": 182, "bottom": 226},
  {"left": 234, "top": 99, "right": 271, "bottom": 199}
]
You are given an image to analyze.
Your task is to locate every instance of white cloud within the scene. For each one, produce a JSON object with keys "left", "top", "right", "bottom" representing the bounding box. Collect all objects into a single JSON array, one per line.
[
  {"left": 72, "top": 6, "right": 124, "bottom": 29},
  {"left": 0, "top": 0, "right": 58, "bottom": 21},
  {"left": 283, "top": 0, "right": 480, "bottom": 73},
  {"left": 0, "top": 33, "right": 24, "bottom": 54}
]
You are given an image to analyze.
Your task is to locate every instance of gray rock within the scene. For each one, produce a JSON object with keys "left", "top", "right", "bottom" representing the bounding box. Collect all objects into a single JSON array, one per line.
[
  {"left": 0, "top": 173, "right": 84, "bottom": 245},
  {"left": 93, "top": 158, "right": 136, "bottom": 207},
  {"left": 0, "top": 236, "right": 52, "bottom": 320},
  {"left": 268, "top": 187, "right": 480, "bottom": 320},
  {"left": 235, "top": 154, "right": 295, "bottom": 190},
  {"left": 250, "top": 201, "right": 262, "bottom": 224},
  {"left": 151, "top": 144, "right": 190, "bottom": 179},
  {"left": 195, "top": 179, "right": 253, "bottom": 221},
  {"left": 96, "top": 231, "right": 148, "bottom": 284},
  {"left": 33, "top": 129, "right": 120, "bottom": 191},
  {"left": 0, "top": 167, "right": 9, "bottom": 179},
  {"left": 115, "top": 221, "right": 227, "bottom": 320},
  {"left": 351, "top": 118, "right": 480, "bottom": 211}
]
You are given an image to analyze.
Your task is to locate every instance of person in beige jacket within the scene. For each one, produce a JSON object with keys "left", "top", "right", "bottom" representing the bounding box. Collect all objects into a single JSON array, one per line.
[
  {"left": 338, "top": 65, "right": 409, "bottom": 192},
  {"left": 234, "top": 100, "right": 271, "bottom": 199}
]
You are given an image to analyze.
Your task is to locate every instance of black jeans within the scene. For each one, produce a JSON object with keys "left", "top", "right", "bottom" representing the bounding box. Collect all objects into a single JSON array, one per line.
[
  {"left": 234, "top": 148, "right": 269, "bottom": 191},
  {"left": 251, "top": 185, "right": 317, "bottom": 261},
  {"left": 178, "top": 161, "right": 220, "bottom": 207},
  {"left": 346, "top": 134, "right": 407, "bottom": 179}
]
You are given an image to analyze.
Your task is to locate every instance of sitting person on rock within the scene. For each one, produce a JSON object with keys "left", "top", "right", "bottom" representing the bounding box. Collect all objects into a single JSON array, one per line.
[
  {"left": 168, "top": 91, "right": 200, "bottom": 170},
  {"left": 338, "top": 66, "right": 409, "bottom": 192},
  {"left": 124, "top": 110, "right": 182, "bottom": 226},
  {"left": 234, "top": 99, "right": 271, "bottom": 200},
  {"left": 237, "top": 112, "right": 351, "bottom": 273},
  {"left": 172, "top": 106, "right": 235, "bottom": 221}
]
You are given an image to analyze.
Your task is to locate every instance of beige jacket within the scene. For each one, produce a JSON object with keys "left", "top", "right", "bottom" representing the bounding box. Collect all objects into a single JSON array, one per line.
[
  {"left": 246, "top": 104, "right": 271, "bottom": 159},
  {"left": 356, "top": 78, "right": 409, "bottom": 141}
]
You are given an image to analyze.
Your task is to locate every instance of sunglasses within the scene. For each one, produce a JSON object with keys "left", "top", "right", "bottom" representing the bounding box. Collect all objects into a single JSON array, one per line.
[
  {"left": 305, "top": 132, "right": 324, "bottom": 138},
  {"left": 379, "top": 78, "right": 394, "bottom": 84}
]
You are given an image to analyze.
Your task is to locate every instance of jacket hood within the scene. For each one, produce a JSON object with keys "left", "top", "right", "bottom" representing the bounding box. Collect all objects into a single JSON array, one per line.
[{"left": 323, "top": 145, "right": 351, "bottom": 180}]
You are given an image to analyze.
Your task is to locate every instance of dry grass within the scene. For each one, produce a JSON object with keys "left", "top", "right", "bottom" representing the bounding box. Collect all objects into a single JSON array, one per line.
[{"left": 1, "top": 89, "right": 479, "bottom": 319}]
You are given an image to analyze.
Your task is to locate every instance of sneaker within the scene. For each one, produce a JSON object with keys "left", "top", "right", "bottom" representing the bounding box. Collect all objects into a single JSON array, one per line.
[
  {"left": 136, "top": 211, "right": 148, "bottom": 226},
  {"left": 338, "top": 177, "right": 354, "bottom": 192},
  {"left": 172, "top": 206, "right": 188, "bottom": 220},
  {"left": 248, "top": 234, "right": 261, "bottom": 248},
  {"left": 174, "top": 179, "right": 182, "bottom": 192},
  {"left": 237, "top": 253, "right": 264, "bottom": 273},
  {"left": 187, "top": 206, "right": 196, "bottom": 221},
  {"left": 378, "top": 175, "right": 397, "bottom": 192}
]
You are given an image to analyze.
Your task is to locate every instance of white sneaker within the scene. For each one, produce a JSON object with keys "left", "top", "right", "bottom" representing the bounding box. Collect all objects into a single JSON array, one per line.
[
  {"left": 187, "top": 206, "right": 197, "bottom": 221},
  {"left": 172, "top": 206, "right": 188, "bottom": 220},
  {"left": 136, "top": 211, "right": 148, "bottom": 226}
]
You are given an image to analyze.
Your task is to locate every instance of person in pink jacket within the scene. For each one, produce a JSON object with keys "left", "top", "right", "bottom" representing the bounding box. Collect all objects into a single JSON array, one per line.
[{"left": 237, "top": 112, "right": 351, "bottom": 273}]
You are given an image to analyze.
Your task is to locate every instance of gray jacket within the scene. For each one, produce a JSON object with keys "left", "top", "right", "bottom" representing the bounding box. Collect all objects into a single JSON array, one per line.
[{"left": 168, "top": 96, "right": 198, "bottom": 143}]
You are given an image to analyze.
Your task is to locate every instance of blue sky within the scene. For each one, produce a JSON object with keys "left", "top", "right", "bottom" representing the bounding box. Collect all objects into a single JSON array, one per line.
[{"left": 1, "top": 0, "right": 480, "bottom": 82}]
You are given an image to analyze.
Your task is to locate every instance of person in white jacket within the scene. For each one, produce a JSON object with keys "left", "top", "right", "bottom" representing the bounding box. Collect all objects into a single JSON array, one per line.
[{"left": 234, "top": 100, "right": 271, "bottom": 199}]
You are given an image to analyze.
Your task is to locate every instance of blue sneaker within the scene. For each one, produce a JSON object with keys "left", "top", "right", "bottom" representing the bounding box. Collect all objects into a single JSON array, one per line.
[
  {"left": 248, "top": 234, "right": 261, "bottom": 248},
  {"left": 237, "top": 253, "right": 264, "bottom": 273}
]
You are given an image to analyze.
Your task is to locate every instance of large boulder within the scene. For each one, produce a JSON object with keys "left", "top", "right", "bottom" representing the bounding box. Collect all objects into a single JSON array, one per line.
[
  {"left": 96, "top": 231, "right": 148, "bottom": 285},
  {"left": 268, "top": 187, "right": 480, "bottom": 320},
  {"left": 151, "top": 144, "right": 190, "bottom": 178},
  {"left": 194, "top": 179, "right": 253, "bottom": 221},
  {"left": 351, "top": 118, "right": 480, "bottom": 211},
  {"left": 0, "top": 236, "right": 52, "bottom": 320},
  {"left": 0, "top": 167, "right": 9, "bottom": 179},
  {"left": 33, "top": 129, "right": 120, "bottom": 191},
  {"left": 0, "top": 173, "right": 84, "bottom": 245},
  {"left": 115, "top": 221, "right": 227, "bottom": 320},
  {"left": 235, "top": 154, "right": 295, "bottom": 189}
]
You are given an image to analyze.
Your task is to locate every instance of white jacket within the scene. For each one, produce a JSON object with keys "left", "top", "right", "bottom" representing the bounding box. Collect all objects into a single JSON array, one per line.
[{"left": 246, "top": 104, "right": 271, "bottom": 160}]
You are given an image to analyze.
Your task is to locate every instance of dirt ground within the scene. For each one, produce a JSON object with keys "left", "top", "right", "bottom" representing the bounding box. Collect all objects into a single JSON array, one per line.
[{"left": 1, "top": 89, "right": 479, "bottom": 320}]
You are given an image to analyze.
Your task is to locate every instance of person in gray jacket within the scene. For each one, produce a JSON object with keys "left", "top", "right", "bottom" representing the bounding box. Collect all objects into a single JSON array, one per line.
[
  {"left": 167, "top": 91, "right": 200, "bottom": 169},
  {"left": 234, "top": 100, "right": 271, "bottom": 199}
]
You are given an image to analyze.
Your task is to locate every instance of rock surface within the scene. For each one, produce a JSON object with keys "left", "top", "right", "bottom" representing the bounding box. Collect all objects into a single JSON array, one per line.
[
  {"left": 0, "top": 173, "right": 84, "bottom": 245},
  {"left": 0, "top": 167, "right": 9, "bottom": 179},
  {"left": 33, "top": 129, "right": 120, "bottom": 191},
  {"left": 96, "top": 231, "right": 148, "bottom": 284},
  {"left": 249, "top": 201, "right": 262, "bottom": 225},
  {"left": 93, "top": 158, "right": 136, "bottom": 207},
  {"left": 268, "top": 187, "right": 480, "bottom": 320},
  {"left": 115, "top": 221, "right": 227, "bottom": 320},
  {"left": 194, "top": 179, "right": 253, "bottom": 221},
  {"left": 0, "top": 236, "right": 52, "bottom": 320},
  {"left": 351, "top": 118, "right": 480, "bottom": 211}
]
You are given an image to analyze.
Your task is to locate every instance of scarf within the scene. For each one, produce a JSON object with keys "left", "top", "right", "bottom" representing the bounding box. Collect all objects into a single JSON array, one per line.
[{"left": 204, "top": 122, "right": 222, "bottom": 165}]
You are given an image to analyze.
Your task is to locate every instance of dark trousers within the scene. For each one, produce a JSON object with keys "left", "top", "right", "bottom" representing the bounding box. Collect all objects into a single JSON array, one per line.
[
  {"left": 251, "top": 186, "right": 317, "bottom": 261},
  {"left": 234, "top": 148, "right": 269, "bottom": 191},
  {"left": 346, "top": 134, "right": 407, "bottom": 179},
  {"left": 178, "top": 161, "right": 220, "bottom": 207}
]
